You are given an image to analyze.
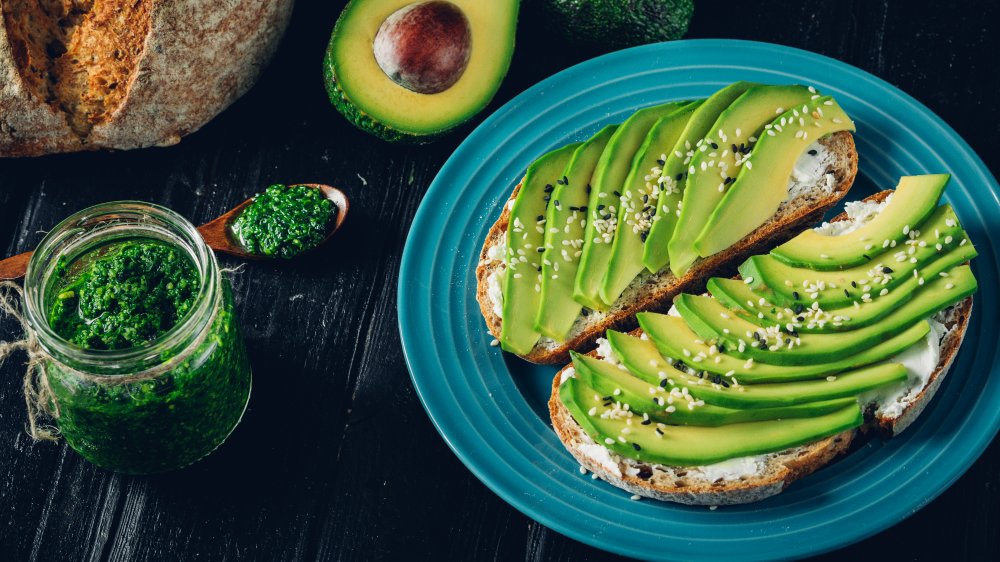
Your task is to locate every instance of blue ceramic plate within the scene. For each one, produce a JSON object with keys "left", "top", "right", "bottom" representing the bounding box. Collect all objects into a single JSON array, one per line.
[{"left": 398, "top": 40, "right": 1000, "bottom": 561}]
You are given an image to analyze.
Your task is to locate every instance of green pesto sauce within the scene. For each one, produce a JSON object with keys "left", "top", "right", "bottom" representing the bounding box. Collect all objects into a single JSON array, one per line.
[
  {"left": 231, "top": 184, "right": 335, "bottom": 259},
  {"left": 45, "top": 239, "right": 250, "bottom": 474},
  {"left": 49, "top": 241, "right": 200, "bottom": 350}
]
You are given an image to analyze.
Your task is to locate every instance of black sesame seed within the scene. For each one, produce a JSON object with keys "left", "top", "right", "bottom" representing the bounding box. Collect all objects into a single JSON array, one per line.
[
  {"left": 724, "top": 176, "right": 734, "bottom": 185},
  {"left": 554, "top": 200, "right": 561, "bottom": 207},
  {"left": 792, "top": 291, "right": 801, "bottom": 300},
  {"left": 863, "top": 254, "right": 872, "bottom": 260},
  {"left": 544, "top": 184, "right": 554, "bottom": 192},
  {"left": 882, "top": 266, "right": 893, "bottom": 273},
  {"left": 536, "top": 247, "right": 545, "bottom": 253},
  {"left": 613, "top": 190, "right": 621, "bottom": 197},
  {"left": 710, "top": 142, "right": 719, "bottom": 149},
  {"left": 642, "top": 194, "right": 649, "bottom": 203},
  {"left": 796, "top": 315, "right": 805, "bottom": 322},
  {"left": 597, "top": 204, "right": 605, "bottom": 211},
  {"left": 603, "top": 402, "right": 612, "bottom": 407},
  {"left": 641, "top": 418, "right": 652, "bottom": 425},
  {"left": 586, "top": 185, "right": 592, "bottom": 193},
  {"left": 632, "top": 442, "right": 641, "bottom": 451},
  {"left": 675, "top": 173, "right": 684, "bottom": 181},
  {"left": 655, "top": 428, "right": 664, "bottom": 435},
  {"left": 536, "top": 215, "right": 544, "bottom": 221},
  {"left": 640, "top": 232, "right": 648, "bottom": 242},
  {"left": 579, "top": 206, "right": 587, "bottom": 212},
  {"left": 808, "top": 149, "right": 818, "bottom": 156},
  {"left": 602, "top": 396, "right": 612, "bottom": 401},
  {"left": 657, "top": 159, "right": 665, "bottom": 166},
  {"left": 851, "top": 281, "right": 857, "bottom": 288},
  {"left": 731, "top": 144, "right": 738, "bottom": 153},
  {"left": 659, "top": 379, "right": 669, "bottom": 388},
  {"left": 562, "top": 176, "right": 568, "bottom": 184},
  {"left": 844, "top": 289, "right": 850, "bottom": 297}
]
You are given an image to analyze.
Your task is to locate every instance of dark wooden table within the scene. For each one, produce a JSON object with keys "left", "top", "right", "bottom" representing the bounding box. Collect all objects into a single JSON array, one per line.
[{"left": 1, "top": 1, "right": 997, "bottom": 560}]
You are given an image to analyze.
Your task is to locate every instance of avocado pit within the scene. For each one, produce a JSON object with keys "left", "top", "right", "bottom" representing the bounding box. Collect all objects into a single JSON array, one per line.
[{"left": 372, "top": 1, "right": 471, "bottom": 95}]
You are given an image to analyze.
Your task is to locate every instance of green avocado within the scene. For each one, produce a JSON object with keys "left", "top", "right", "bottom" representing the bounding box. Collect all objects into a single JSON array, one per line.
[
  {"left": 600, "top": 102, "right": 701, "bottom": 304},
  {"left": 540, "top": 0, "right": 694, "bottom": 51},
  {"left": 637, "top": 311, "right": 931, "bottom": 382},
  {"left": 500, "top": 143, "right": 580, "bottom": 355},
  {"left": 739, "top": 205, "right": 975, "bottom": 309},
  {"left": 571, "top": 352, "right": 858, "bottom": 425},
  {"left": 708, "top": 263, "right": 975, "bottom": 334},
  {"left": 668, "top": 85, "right": 815, "bottom": 275},
  {"left": 642, "top": 81, "right": 757, "bottom": 273},
  {"left": 674, "top": 269, "right": 975, "bottom": 366},
  {"left": 559, "top": 377, "right": 863, "bottom": 466},
  {"left": 536, "top": 125, "right": 619, "bottom": 341},
  {"left": 603, "top": 331, "right": 907, "bottom": 408},
  {"left": 694, "top": 96, "right": 856, "bottom": 258},
  {"left": 574, "top": 101, "right": 691, "bottom": 310},
  {"left": 770, "top": 174, "right": 950, "bottom": 269},
  {"left": 323, "top": 0, "right": 518, "bottom": 142}
]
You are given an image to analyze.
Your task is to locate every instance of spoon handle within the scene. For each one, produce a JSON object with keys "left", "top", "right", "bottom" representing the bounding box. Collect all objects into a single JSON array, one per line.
[{"left": 0, "top": 251, "right": 32, "bottom": 281}]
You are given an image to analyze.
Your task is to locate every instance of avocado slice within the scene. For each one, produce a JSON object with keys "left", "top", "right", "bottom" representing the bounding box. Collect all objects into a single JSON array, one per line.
[
  {"left": 693, "top": 96, "right": 856, "bottom": 257},
  {"left": 709, "top": 263, "right": 977, "bottom": 333},
  {"left": 600, "top": 102, "right": 702, "bottom": 304},
  {"left": 637, "top": 311, "right": 931, "bottom": 382},
  {"left": 559, "top": 377, "right": 863, "bottom": 466},
  {"left": 323, "top": 0, "right": 518, "bottom": 142},
  {"left": 642, "top": 81, "right": 757, "bottom": 273},
  {"left": 674, "top": 270, "right": 975, "bottom": 366},
  {"left": 574, "top": 101, "right": 692, "bottom": 310},
  {"left": 535, "top": 125, "right": 619, "bottom": 341},
  {"left": 740, "top": 205, "right": 974, "bottom": 309},
  {"left": 500, "top": 143, "right": 580, "bottom": 355},
  {"left": 667, "top": 85, "right": 815, "bottom": 275},
  {"left": 603, "top": 332, "right": 907, "bottom": 408},
  {"left": 770, "top": 174, "right": 950, "bottom": 269},
  {"left": 572, "top": 352, "right": 858, "bottom": 425}
]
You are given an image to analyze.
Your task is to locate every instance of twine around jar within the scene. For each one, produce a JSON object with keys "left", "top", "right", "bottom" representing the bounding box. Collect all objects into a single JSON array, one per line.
[{"left": 0, "top": 281, "right": 59, "bottom": 442}]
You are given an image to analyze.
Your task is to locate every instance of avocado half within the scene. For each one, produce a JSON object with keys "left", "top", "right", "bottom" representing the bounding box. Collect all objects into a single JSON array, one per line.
[{"left": 323, "top": 0, "right": 519, "bottom": 143}]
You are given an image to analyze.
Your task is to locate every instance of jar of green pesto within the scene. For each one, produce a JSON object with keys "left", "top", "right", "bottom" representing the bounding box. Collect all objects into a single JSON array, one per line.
[{"left": 22, "top": 202, "right": 251, "bottom": 474}]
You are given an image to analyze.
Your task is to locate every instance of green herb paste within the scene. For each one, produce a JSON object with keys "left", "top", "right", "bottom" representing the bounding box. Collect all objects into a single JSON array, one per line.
[
  {"left": 231, "top": 184, "right": 335, "bottom": 259},
  {"left": 45, "top": 239, "right": 251, "bottom": 474}
]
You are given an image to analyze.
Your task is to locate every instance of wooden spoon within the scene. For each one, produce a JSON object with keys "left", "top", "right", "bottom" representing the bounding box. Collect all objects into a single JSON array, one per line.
[{"left": 0, "top": 184, "right": 349, "bottom": 280}]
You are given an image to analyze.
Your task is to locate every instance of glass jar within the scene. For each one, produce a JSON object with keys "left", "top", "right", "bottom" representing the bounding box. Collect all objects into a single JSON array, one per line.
[{"left": 23, "top": 202, "right": 252, "bottom": 474}]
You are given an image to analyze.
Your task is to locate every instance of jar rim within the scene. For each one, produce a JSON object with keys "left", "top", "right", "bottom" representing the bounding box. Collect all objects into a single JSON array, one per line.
[{"left": 23, "top": 201, "right": 220, "bottom": 375}]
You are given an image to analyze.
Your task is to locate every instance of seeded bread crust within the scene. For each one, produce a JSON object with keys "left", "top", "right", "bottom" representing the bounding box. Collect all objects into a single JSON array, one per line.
[
  {"left": 0, "top": 0, "right": 293, "bottom": 157},
  {"left": 548, "top": 189, "right": 975, "bottom": 505},
  {"left": 476, "top": 131, "right": 858, "bottom": 364}
]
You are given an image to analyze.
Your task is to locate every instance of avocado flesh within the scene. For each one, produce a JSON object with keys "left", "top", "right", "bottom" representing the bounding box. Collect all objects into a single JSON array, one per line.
[
  {"left": 500, "top": 144, "right": 580, "bottom": 354},
  {"left": 574, "top": 101, "right": 691, "bottom": 310},
  {"left": 694, "top": 97, "right": 856, "bottom": 258},
  {"left": 323, "top": 0, "right": 519, "bottom": 142},
  {"left": 572, "top": 352, "right": 858, "bottom": 425},
  {"left": 642, "top": 82, "right": 758, "bottom": 273},
  {"left": 770, "top": 174, "right": 950, "bottom": 269},
  {"left": 600, "top": 102, "right": 701, "bottom": 305},
  {"left": 535, "top": 126, "right": 619, "bottom": 341},
  {"left": 674, "top": 269, "right": 976, "bottom": 366},
  {"left": 667, "top": 85, "right": 815, "bottom": 275},
  {"left": 637, "top": 312, "right": 930, "bottom": 382},
  {"left": 560, "top": 377, "right": 863, "bottom": 466},
  {"left": 740, "top": 205, "right": 973, "bottom": 308},
  {"left": 605, "top": 331, "right": 907, "bottom": 408},
  {"left": 709, "top": 263, "right": 976, "bottom": 333}
]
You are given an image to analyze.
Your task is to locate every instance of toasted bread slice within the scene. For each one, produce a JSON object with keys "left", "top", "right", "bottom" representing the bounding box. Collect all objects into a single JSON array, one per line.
[
  {"left": 477, "top": 131, "right": 858, "bottom": 364},
  {"left": 547, "top": 190, "right": 974, "bottom": 505}
]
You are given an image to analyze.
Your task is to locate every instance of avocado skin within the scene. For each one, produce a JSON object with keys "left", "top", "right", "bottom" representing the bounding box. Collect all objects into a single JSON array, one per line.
[{"left": 542, "top": 0, "right": 694, "bottom": 51}]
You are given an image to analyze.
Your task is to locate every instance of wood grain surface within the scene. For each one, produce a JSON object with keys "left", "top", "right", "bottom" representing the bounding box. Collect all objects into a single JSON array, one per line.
[{"left": 1, "top": 1, "right": 997, "bottom": 560}]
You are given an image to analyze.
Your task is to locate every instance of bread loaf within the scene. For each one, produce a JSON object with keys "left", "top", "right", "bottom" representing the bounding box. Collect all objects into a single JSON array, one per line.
[{"left": 0, "top": 0, "right": 294, "bottom": 157}]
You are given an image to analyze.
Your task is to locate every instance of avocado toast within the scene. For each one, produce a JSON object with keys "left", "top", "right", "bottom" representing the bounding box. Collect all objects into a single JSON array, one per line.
[
  {"left": 549, "top": 181, "right": 977, "bottom": 504},
  {"left": 477, "top": 83, "right": 859, "bottom": 364}
]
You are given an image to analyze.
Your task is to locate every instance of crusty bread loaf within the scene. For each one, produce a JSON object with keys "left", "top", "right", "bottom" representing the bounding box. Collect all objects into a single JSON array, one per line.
[
  {"left": 0, "top": 0, "right": 293, "bottom": 157},
  {"left": 548, "top": 189, "right": 975, "bottom": 505},
  {"left": 477, "top": 131, "right": 858, "bottom": 364}
]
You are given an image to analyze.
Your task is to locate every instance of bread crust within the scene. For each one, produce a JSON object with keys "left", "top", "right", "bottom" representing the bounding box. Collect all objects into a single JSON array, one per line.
[
  {"left": 0, "top": 0, "right": 294, "bottom": 157},
  {"left": 477, "top": 131, "right": 858, "bottom": 364},
  {"left": 547, "top": 188, "right": 976, "bottom": 504}
]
